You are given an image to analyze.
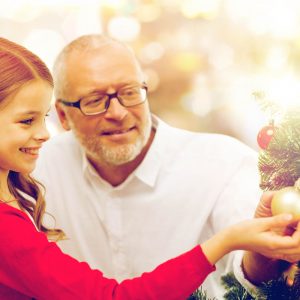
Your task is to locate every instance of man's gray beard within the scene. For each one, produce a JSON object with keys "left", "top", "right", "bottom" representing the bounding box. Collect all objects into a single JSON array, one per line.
[
  {"left": 84, "top": 137, "right": 145, "bottom": 166},
  {"left": 71, "top": 116, "right": 152, "bottom": 166}
]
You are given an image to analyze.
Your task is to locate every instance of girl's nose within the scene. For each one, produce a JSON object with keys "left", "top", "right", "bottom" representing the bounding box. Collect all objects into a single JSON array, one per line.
[{"left": 34, "top": 122, "right": 50, "bottom": 142}]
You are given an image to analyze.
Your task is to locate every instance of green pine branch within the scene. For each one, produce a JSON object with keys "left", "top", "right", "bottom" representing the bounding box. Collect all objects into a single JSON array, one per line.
[
  {"left": 189, "top": 106, "right": 300, "bottom": 299},
  {"left": 187, "top": 286, "right": 217, "bottom": 300},
  {"left": 259, "top": 108, "right": 300, "bottom": 191},
  {"left": 187, "top": 268, "right": 300, "bottom": 299},
  {"left": 221, "top": 273, "right": 256, "bottom": 300},
  {"left": 221, "top": 271, "right": 300, "bottom": 300}
]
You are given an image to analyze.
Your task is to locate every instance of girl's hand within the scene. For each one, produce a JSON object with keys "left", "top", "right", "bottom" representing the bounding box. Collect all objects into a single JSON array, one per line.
[
  {"left": 226, "top": 214, "right": 300, "bottom": 258},
  {"left": 202, "top": 214, "right": 300, "bottom": 265}
]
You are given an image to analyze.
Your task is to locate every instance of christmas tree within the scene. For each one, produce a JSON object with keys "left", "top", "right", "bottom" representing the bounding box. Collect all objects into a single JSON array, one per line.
[{"left": 188, "top": 100, "right": 300, "bottom": 299}]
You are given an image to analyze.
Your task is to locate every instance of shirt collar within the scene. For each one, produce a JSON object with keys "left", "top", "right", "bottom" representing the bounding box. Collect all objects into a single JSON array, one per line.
[
  {"left": 81, "top": 114, "right": 168, "bottom": 188},
  {"left": 134, "top": 115, "right": 166, "bottom": 187}
]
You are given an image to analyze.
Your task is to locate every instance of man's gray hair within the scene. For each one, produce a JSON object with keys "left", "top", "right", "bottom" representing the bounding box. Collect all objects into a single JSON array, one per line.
[{"left": 52, "top": 34, "right": 141, "bottom": 99}]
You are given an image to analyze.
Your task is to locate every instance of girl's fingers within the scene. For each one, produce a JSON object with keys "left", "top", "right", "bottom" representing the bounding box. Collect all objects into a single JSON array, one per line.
[
  {"left": 261, "top": 213, "right": 293, "bottom": 230},
  {"left": 255, "top": 216, "right": 300, "bottom": 252},
  {"left": 263, "top": 230, "right": 300, "bottom": 253}
]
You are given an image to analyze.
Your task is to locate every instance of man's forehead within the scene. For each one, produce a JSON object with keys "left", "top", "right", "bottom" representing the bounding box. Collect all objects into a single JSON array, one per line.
[
  {"left": 68, "top": 42, "right": 131, "bottom": 60},
  {"left": 66, "top": 45, "right": 140, "bottom": 76}
]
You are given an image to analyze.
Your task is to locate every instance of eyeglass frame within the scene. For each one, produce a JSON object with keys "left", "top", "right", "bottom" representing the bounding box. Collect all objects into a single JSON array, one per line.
[{"left": 57, "top": 83, "right": 148, "bottom": 116}]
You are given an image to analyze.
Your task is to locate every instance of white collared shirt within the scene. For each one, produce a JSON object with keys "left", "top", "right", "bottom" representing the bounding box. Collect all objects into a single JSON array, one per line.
[{"left": 33, "top": 115, "right": 261, "bottom": 299}]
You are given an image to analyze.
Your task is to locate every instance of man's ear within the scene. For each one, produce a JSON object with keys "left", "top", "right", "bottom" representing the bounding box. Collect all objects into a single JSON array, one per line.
[{"left": 55, "top": 101, "right": 71, "bottom": 131}]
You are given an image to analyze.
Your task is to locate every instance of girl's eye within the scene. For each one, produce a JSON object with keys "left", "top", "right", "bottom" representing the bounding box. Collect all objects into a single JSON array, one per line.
[{"left": 20, "top": 118, "right": 33, "bottom": 125}]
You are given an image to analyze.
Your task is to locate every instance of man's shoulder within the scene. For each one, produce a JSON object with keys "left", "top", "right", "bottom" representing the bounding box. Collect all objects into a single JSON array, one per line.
[{"left": 158, "top": 120, "right": 256, "bottom": 158}]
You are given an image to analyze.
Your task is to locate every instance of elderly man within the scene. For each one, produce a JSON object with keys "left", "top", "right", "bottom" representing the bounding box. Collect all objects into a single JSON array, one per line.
[{"left": 33, "top": 34, "right": 294, "bottom": 298}]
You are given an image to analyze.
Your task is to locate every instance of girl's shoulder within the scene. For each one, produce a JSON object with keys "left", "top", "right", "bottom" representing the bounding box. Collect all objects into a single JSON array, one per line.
[{"left": 0, "top": 202, "right": 33, "bottom": 226}]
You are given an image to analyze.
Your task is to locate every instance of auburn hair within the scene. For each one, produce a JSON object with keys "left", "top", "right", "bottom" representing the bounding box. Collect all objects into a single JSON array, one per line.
[{"left": 0, "top": 37, "right": 64, "bottom": 241}]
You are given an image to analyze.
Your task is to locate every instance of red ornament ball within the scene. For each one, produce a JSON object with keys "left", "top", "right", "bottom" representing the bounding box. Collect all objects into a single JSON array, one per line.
[{"left": 257, "top": 125, "right": 275, "bottom": 149}]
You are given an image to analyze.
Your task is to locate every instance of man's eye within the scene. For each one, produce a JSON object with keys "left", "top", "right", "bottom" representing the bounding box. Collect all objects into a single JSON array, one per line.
[
  {"left": 84, "top": 97, "right": 105, "bottom": 107},
  {"left": 20, "top": 118, "right": 33, "bottom": 125},
  {"left": 120, "top": 88, "right": 140, "bottom": 97}
]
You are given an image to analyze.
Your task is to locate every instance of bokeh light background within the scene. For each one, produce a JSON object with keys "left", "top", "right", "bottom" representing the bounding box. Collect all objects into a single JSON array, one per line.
[{"left": 2, "top": 0, "right": 300, "bottom": 149}]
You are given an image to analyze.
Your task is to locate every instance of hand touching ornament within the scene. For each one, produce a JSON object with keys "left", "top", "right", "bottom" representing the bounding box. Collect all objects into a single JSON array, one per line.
[
  {"left": 271, "top": 179, "right": 300, "bottom": 284},
  {"left": 271, "top": 179, "right": 300, "bottom": 221}
]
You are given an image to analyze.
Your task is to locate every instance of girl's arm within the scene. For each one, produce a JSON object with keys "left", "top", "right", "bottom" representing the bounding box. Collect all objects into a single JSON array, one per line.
[
  {"left": 0, "top": 204, "right": 214, "bottom": 300},
  {"left": 0, "top": 204, "right": 299, "bottom": 300},
  {"left": 242, "top": 192, "right": 300, "bottom": 284}
]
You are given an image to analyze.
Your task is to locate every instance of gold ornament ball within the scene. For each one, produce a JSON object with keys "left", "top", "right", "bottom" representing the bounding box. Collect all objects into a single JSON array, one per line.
[{"left": 271, "top": 187, "right": 300, "bottom": 219}]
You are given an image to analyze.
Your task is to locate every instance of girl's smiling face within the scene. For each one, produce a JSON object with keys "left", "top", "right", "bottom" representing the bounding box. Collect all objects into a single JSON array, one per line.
[{"left": 0, "top": 79, "right": 52, "bottom": 175}]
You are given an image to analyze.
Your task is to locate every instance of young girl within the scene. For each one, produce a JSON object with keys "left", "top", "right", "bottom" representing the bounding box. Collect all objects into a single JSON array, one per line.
[{"left": 0, "top": 37, "right": 299, "bottom": 300}]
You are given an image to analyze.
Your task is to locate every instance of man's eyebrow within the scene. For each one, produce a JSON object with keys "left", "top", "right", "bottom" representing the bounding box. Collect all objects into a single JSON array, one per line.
[{"left": 83, "top": 82, "right": 141, "bottom": 95}]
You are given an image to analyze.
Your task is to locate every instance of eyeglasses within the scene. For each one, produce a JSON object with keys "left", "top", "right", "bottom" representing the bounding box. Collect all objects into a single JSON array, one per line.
[{"left": 58, "top": 84, "right": 148, "bottom": 116}]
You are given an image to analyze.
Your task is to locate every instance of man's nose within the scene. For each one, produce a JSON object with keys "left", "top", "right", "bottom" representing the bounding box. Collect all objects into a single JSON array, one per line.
[{"left": 104, "top": 96, "right": 128, "bottom": 121}]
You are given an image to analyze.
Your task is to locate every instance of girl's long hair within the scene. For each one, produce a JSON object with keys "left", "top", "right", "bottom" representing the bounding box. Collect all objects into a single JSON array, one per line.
[{"left": 0, "top": 37, "right": 64, "bottom": 240}]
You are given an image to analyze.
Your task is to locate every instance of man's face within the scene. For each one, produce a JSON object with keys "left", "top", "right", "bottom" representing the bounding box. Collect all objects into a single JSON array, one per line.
[{"left": 56, "top": 45, "right": 152, "bottom": 166}]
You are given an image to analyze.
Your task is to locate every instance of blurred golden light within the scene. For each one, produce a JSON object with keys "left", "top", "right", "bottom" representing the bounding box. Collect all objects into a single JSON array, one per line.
[
  {"left": 254, "top": 73, "right": 300, "bottom": 110},
  {"left": 23, "top": 29, "right": 65, "bottom": 68},
  {"left": 190, "top": 96, "right": 213, "bottom": 117},
  {"left": 268, "top": 76, "right": 300, "bottom": 108},
  {"left": 138, "top": 3, "right": 161, "bottom": 23},
  {"left": 143, "top": 68, "right": 160, "bottom": 92},
  {"left": 61, "top": 6, "right": 102, "bottom": 39},
  {"left": 181, "top": 94, "right": 213, "bottom": 117},
  {"left": 226, "top": 0, "right": 300, "bottom": 39},
  {"left": 99, "top": 0, "right": 125, "bottom": 9},
  {"left": 108, "top": 16, "right": 141, "bottom": 42},
  {"left": 265, "top": 1, "right": 299, "bottom": 39},
  {"left": 139, "top": 42, "right": 165, "bottom": 64},
  {"left": 265, "top": 46, "right": 288, "bottom": 71},
  {"left": 160, "top": 0, "right": 182, "bottom": 8},
  {"left": 181, "top": 0, "right": 220, "bottom": 19},
  {"left": 182, "top": 75, "right": 213, "bottom": 117},
  {"left": 208, "top": 44, "right": 234, "bottom": 70},
  {"left": 173, "top": 29, "right": 193, "bottom": 50},
  {"left": 172, "top": 52, "right": 202, "bottom": 72},
  {"left": 0, "top": 1, "right": 43, "bottom": 22},
  {"left": 40, "top": 0, "right": 100, "bottom": 4}
]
